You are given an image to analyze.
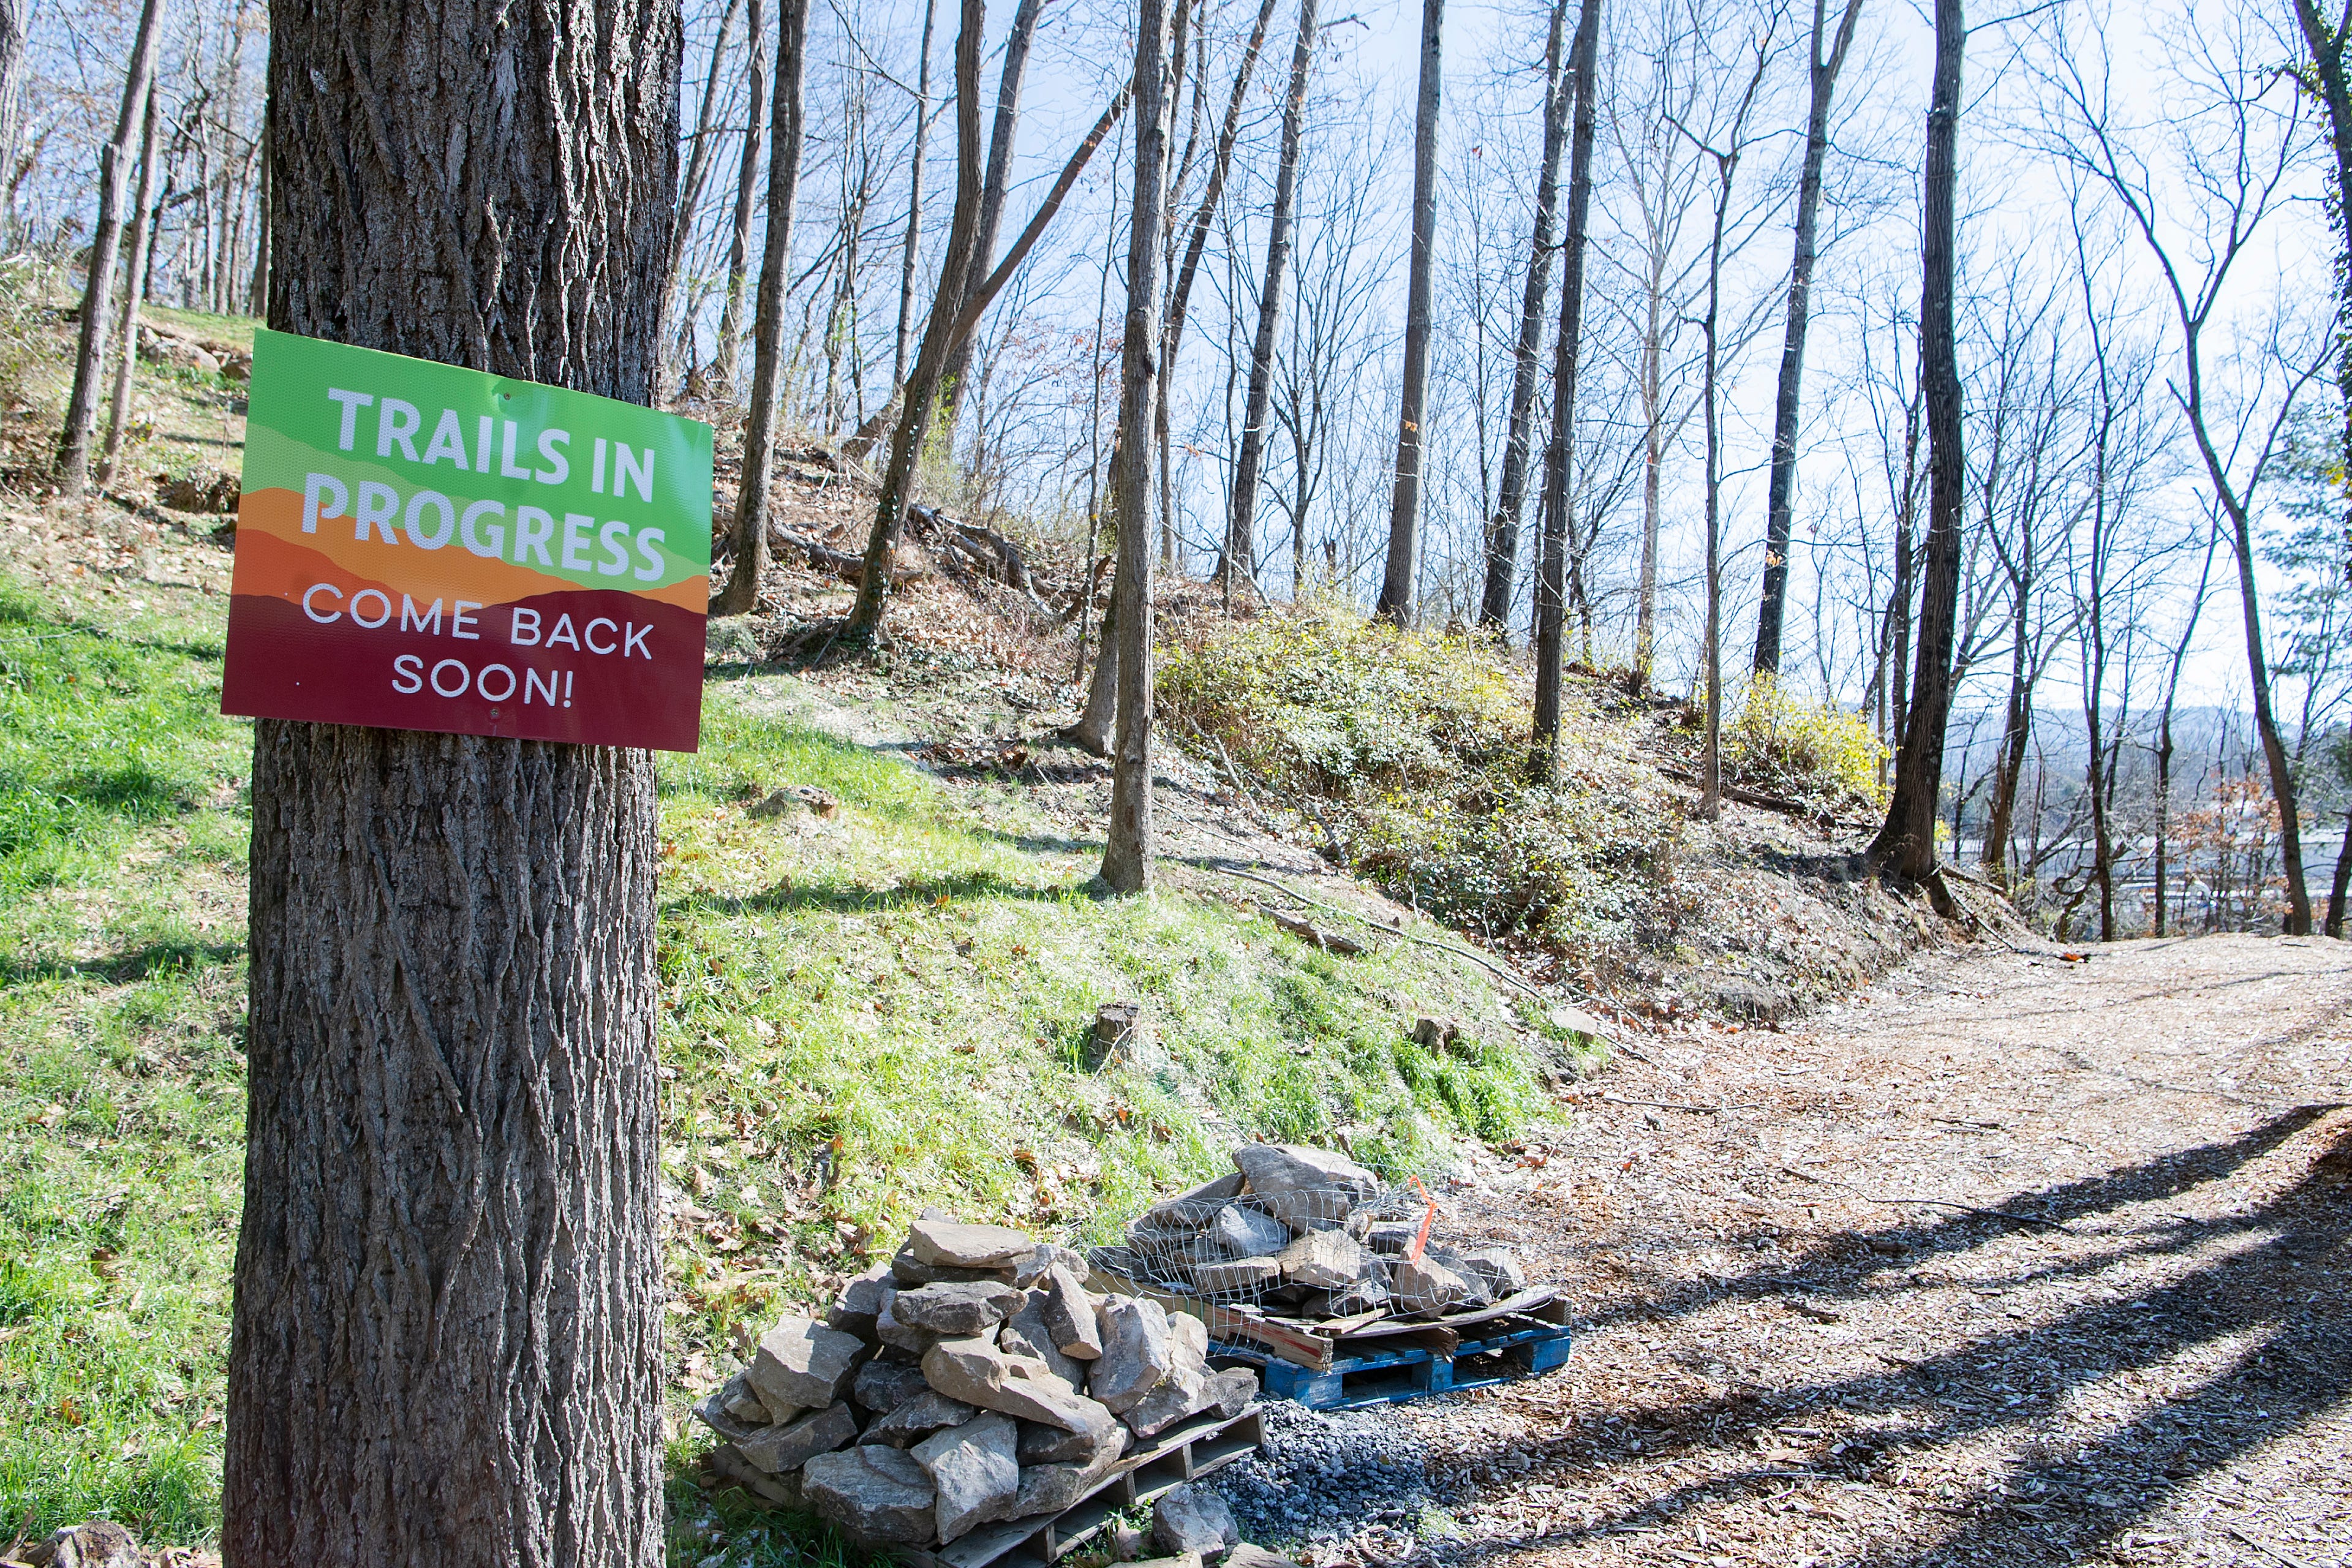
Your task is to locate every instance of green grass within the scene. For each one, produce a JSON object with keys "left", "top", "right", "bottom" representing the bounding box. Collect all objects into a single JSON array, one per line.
[{"left": 0, "top": 563, "right": 1551, "bottom": 1559}]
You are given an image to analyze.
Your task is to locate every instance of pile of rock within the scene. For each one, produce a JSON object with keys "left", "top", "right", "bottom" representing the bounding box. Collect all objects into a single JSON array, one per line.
[
  {"left": 1096, "top": 1144, "right": 1529, "bottom": 1321},
  {"left": 698, "top": 1216, "right": 1257, "bottom": 1552}
]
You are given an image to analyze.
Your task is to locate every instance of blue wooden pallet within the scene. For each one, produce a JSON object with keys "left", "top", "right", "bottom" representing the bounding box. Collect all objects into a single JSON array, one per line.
[{"left": 1216, "top": 1308, "right": 1573, "bottom": 1411}]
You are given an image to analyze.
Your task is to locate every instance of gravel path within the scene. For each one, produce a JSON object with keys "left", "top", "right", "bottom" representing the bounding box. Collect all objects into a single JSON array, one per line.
[{"left": 1266, "top": 934, "right": 2351, "bottom": 1568}]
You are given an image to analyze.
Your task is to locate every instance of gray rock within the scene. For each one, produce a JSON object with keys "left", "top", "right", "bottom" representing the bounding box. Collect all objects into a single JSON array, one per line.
[
  {"left": 36, "top": 1523, "right": 140, "bottom": 1568},
  {"left": 922, "top": 1336, "right": 1121, "bottom": 1436},
  {"left": 853, "top": 1359, "right": 933, "bottom": 1415},
  {"left": 859, "top": 1389, "right": 979, "bottom": 1448},
  {"left": 1017, "top": 1412, "right": 1128, "bottom": 1468},
  {"left": 1011, "top": 1442, "right": 1123, "bottom": 1516},
  {"left": 907, "top": 1218, "right": 1038, "bottom": 1270},
  {"left": 1012, "top": 1242, "right": 1088, "bottom": 1289},
  {"left": 1389, "top": 1253, "right": 1472, "bottom": 1316},
  {"left": 1000, "top": 1291, "right": 1086, "bottom": 1389},
  {"left": 1142, "top": 1172, "right": 1246, "bottom": 1232},
  {"left": 1363, "top": 1221, "right": 1422, "bottom": 1255},
  {"left": 894, "top": 1280, "right": 1027, "bottom": 1335},
  {"left": 1422, "top": 1246, "right": 1494, "bottom": 1308},
  {"left": 874, "top": 1290, "right": 943, "bottom": 1357},
  {"left": 1152, "top": 1483, "right": 1240, "bottom": 1559},
  {"left": 1189, "top": 1257, "right": 1281, "bottom": 1295},
  {"left": 1038, "top": 1262, "right": 1105, "bottom": 1360},
  {"left": 1298, "top": 1276, "right": 1390, "bottom": 1317},
  {"left": 1168, "top": 1310, "right": 1210, "bottom": 1367},
  {"left": 1088, "top": 1296, "right": 1175, "bottom": 1414},
  {"left": 1112, "top": 1523, "right": 1149, "bottom": 1561},
  {"left": 692, "top": 1387, "right": 766, "bottom": 1445},
  {"left": 827, "top": 1264, "right": 894, "bottom": 1340},
  {"left": 803, "top": 1444, "right": 938, "bottom": 1548},
  {"left": 1206, "top": 1205, "right": 1290, "bottom": 1259},
  {"left": 913, "top": 1411, "right": 1022, "bottom": 1543},
  {"left": 1231, "top": 1144, "right": 1379, "bottom": 1231},
  {"left": 892, "top": 1238, "right": 1018, "bottom": 1287},
  {"left": 1225, "top": 1546, "right": 1304, "bottom": 1568},
  {"left": 737, "top": 1401, "right": 858, "bottom": 1474},
  {"left": 1454, "top": 1245, "right": 1527, "bottom": 1298},
  {"left": 1275, "top": 1229, "right": 1368, "bottom": 1290},
  {"left": 1206, "top": 1367, "right": 1258, "bottom": 1418},
  {"left": 708, "top": 1442, "right": 804, "bottom": 1509},
  {"left": 1118, "top": 1360, "right": 1210, "bottom": 1439},
  {"left": 1131, "top": 1556, "right": 1205, "bottom": 1568},
  {"left": 720, "top": 1370, "right": 780, "bottom": 1426},
  {"left": 747, "top": 1315, "right": 867, "bottom": 1413}
]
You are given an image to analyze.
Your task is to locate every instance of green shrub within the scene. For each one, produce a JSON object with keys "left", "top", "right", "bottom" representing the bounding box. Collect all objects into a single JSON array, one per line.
[{"left": 1721, "top": 676, "right": 1888, "bottom": 811}]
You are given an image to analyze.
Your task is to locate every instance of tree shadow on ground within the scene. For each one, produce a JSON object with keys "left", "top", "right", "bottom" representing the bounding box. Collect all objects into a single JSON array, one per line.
[
  {"left": 1422, "top": 1106, "right": 2351, "bottom": 1566},
  {"left": 668, "top": 869, "right": 1077, "bottom": 919}
]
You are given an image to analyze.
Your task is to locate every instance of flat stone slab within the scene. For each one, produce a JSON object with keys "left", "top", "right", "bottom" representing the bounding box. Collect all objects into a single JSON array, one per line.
[{"left": 748, "top": 1315, "right": 866, "bottom": 1414}]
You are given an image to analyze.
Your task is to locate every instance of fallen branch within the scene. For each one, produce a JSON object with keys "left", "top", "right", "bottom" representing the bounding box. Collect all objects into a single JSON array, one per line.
[
  {"left": 1656, "top": 765, "right": 1874, "bottom": 829},
  {"left": 1205, "top": 864, "right": 1553, "bottom": 1001},
  {"left": 1780, "top": 1164, "right": 2071, "bottom": 1232},
  {"left": 1265, "top": 908, "right": 1365, "bottom": 957}
]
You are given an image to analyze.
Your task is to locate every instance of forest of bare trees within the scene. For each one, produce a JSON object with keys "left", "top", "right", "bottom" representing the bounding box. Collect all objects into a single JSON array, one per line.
[{"left": 9, "top": 0, "right": 2351, "bottom": 932}]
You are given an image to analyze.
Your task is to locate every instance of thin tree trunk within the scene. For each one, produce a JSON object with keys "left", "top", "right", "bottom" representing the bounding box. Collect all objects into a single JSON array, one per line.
[
  {"left": 1752, "top": 0, "right": 1863, "bottom": 674},
  {"left": 96, "top": 84, "right": 161, "bottom": 491},
  {"left": 1066, "top": 571, "right": 1119, "bottom": 755},
  {"left": 1220, "top": 0, "right": 1317, "bottom": 588},
  {"left": 663, "top": 0, "right": 745, "bottom": 389},
  {"left": 2291, "top": 0, "right": 2352, "bottom": 605},
  {"left": 1479, "top": 0, "right": 1568, "bottom": 635},
  {"left": 714, "top": 0, "right": 769, "bottom": 398},
  {"left": 0, "top": 0, "right": 24, "bottom": 215},
  {"left": 938, "top": 0, "right": 1049, "bottom": 426},
  {"left": 227, "top": 0, "right": 679, "bottom": 1559},
  {"left": 1376, "top": 0, "right": 1443, "bottom": 624},
  {"left": 246, "top": 101, "right": 271, "bottom": 317},
  {"left": 894, "top": 0, "right": 940, "bottom": 389},
  {"left": 849, "top": 0, "right": 988, "bottom": 637},
  {"left": 1978, "top": 573, "right": 2033, "bottom": 881},
  {"left": 55, "top": 0, "right": 164, "bottom": 497},
  {"left": 1871, "top": 0, "right": 1964, "bottom": 888},
  {"left": 1634, "top": 297, "right": 1662, "bottom": 679},
  {"left": 2327, "top": 809, "right": 2351, "bottom": 938},
  {"left": 712, "top": 0, "right": 810, "bottom": 616},
  {"left": 1101, "top": 0, "right": 1174, "bottom": 894},
  {"left": 1529, "top": 0, "right": 1601, "bottom": 780}
]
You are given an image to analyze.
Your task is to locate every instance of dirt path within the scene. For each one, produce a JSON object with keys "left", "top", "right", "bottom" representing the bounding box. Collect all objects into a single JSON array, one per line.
[{"left": 1397, "top": 935, "right": 2352, "bottom": 1568}]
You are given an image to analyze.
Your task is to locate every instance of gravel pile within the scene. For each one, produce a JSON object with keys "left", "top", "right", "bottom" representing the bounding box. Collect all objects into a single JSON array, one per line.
[{"left": 1207, "top": 1400, "right": 1460, "bottom": 1547}]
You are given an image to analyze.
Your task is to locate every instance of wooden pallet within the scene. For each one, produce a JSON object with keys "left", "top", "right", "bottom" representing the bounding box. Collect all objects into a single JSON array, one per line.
[
  {"left": 1224, "top": 1305, "right": 1572, "bottom": 1410},
  {"left": 1090, "top": 1260, "right": 1566, "bottom": 1375},
  {"left": 894, "top": 1405, "right": 1265, "bottom": 1568}
]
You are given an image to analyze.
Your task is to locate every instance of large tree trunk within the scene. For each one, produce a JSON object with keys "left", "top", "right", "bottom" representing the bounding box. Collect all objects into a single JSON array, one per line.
[
  {"left": 712, "top": 0, "right": 810, "bottom": 617},
  {"left": 1220, "top": 0, "right": 1317, "bottom": 589},
  {"left": 96, "top": 86, "right": 160, "bottom": 491},
  {"left": 937, "top": 0, "right": 1049, "bottom": 427},
  {"left": 1529, "top": 0, "right": 1601, "bottom": 780},
  {"left": 54, "top": 0, "right": 164, "bottom": 498},
  {"left": 2327, "top": 810, "right": 2351, "bottom": 938},
  {"left": 713, "top": 0, "right": 769, "bottom": 397},
  {"left": 1102, "top": 0, "right": 1174, "bottom": 893},
  {"left": 1478, "top": 0, "right": 1569, "bottom": 636},
  {"left": 1871, "top": 0, "right": 1963, "bottom": 886},
  {"left": 0, "top": 0, "right": 24, "bottom": 209},
  {"left": 1751, "top": 0, "right": 1863, "bottom": 674},
  {"left": 1375, "top": 0, "right": 1444, "bottom": 624},
  {"left": 226, "top": 0, "right": 680, "bottom": 1561}
]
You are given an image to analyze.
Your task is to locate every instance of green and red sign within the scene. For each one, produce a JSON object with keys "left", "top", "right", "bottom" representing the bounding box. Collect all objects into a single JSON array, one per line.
[{"left": 222, "top": 330, "right": 712, "bottom": 751}]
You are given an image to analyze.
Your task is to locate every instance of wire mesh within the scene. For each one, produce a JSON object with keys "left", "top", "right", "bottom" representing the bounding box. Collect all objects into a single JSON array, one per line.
[{"left": 1087, "top": 1183, "right": 1442, "bottom": 1314}]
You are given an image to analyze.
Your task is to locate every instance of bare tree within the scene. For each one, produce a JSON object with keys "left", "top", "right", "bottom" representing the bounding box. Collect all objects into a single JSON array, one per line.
[
  {"left": 1529, "top": 0, "right": 1603, "bottom": 778},
  {"left": 937, "top": 0, "right": 1050, "bottom": 424},
  {"left": 1376, "top": 0, "right": 1444, "bottom": 622},
  {"left": 0, "top": 0, "right": 23, "bottom": 206},
  {"left": 1221, "top": 0, "right": 1319, "bottom": 589},
  {"left": 713, "top": 0, "right": 769, "bottom": 395},
  {"left": 54, "top": 0, "right": 164, "bottom": 499},
  {"left": 712, "top": 0, "right": 811, "bottom": 616},
  {"left": 1870, "top": 0, "right": 1962, "bottom": 888},
  {"left": 1751, "top": 0, "right": 1863, "bottom": 674},
  {"left": 2291, "top": 0, "right": 2352, "bottom": 590},
  {"left": 664, "top": 0, "right": 745, "bottom": 386},
  {"left": 1103, "top": 0, "right": 1176, "bottom": 892},
  {"left": 95, "top": 83, "right": 160, "bottom": 490},
  {"left": 225, "top": 0, "right": 679, "bottom": 1558},
  {"left": 2045, "top": 13, "right": 2324, "bottom": 931},
  {"left": 1478, "top": 0, "right": 1570, "bottom": 634},
  {"left": 894, "top": 0, "right": 940, "bottom": 387}
]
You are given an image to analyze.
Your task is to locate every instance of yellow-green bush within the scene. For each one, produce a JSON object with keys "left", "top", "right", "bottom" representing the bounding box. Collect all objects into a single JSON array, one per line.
[{"left": 1721, "top": 677, "right": 1888, "bottom": 811}]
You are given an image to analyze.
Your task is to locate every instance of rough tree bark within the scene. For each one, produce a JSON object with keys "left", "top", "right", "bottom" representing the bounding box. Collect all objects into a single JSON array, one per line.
[
  {"left": 894, "top": 0, "right": 940, "bottom": 388},
  {"left": 713, "top": 0, "right": 769, "bottom": 396},
  {"left": 224, "top": 0, "right": 680, "bottom": 1561},
  {"left": 0, "top": 0, "right": 23, "bottom": 202},
  {"left": 2291, "top": 0, "right": 2352, "bottom": 598},
  {"left": 2328, "top": 809, "right": 2351, "bottom": 938},
  {"left": 1529, "top": 0, "right": 1602, "bottom": 780},
  {"left": 712, "top": 0, "right": 810, "bottom": 617},
  {"left": 54, "top": 0, "right": 164, "bottom": 497},
  {"left": 1220, "top": 0, "right": 1318, "bottom": 589},
  {"left": 1751, "top": 0, "right": 1864, "bottom": 674},
  {"left": 1478, "top": 0, "right": 1569, "bottom": 636},
  {"left": 1871, "top": 0, "right": 1963, "bottom": 888},
  {"left": 96, "top": 86, "right": 160, "bottom": 491},
  {"left": 1376, "top": 0, "right": 1444, "bottom": 624},
  {"left": 1101, "top": 0, "right": 1174, "bottom": 893},
  {"left": 937, "top": 0, "right": 1049, "bottom": 426}
]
